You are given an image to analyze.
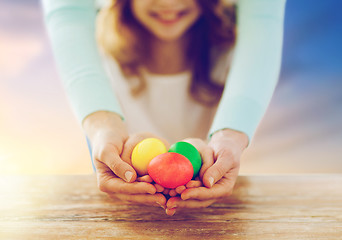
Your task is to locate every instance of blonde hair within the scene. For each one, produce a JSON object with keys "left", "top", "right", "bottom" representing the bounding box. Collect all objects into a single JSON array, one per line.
[{"left": 97, "top": 0, "right": 236, "bottom": 106}]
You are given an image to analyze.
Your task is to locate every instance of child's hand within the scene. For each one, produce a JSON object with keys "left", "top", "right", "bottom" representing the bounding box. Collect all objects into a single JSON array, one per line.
[
  {"left": 83, "top": 111, "right": 167, "bottom": 207},
  {"left": 120, "top": 132, "right": 170, "bottom": 208},
  {"left": 120, "top": 132, "right": 170, "bottom": 169},
  {"left": 165, "top": 130, "right": 248, "bottom": 215},
  {"left": 136, "top": 175, "right": 165, "bottom": 193},
  {"left": 164, "top": 138, "right": 215, "bottom": 215}
]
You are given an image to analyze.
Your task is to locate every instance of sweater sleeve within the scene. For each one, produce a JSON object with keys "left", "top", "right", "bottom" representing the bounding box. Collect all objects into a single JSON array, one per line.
[
  {"left": 209, "top": 0, "right": 286, "bottom": 143},
  {"left": 41, "top": 0, "right": 124, "bottom": 124}
]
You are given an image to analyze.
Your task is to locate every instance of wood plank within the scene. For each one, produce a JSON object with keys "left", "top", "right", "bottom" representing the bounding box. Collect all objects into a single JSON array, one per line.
[{"left": 0, "top": 175, "right": 341, "bottom": 239}]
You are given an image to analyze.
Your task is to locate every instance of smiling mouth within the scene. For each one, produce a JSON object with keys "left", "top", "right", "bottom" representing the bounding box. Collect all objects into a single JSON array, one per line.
[{"left": 150, "top": 10, "right": 189, "bottom": 25}]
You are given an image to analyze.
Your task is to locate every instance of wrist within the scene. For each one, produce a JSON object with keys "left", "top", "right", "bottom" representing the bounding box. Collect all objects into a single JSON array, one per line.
[
  {"left": 211, "top": 128, "right": 249, "bottom": 150},
  {"left": 83, "top": 111, "right": 127, "bottom": 140}
]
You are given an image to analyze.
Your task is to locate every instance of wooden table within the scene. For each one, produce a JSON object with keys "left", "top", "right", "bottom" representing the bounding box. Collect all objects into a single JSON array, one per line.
[{"left": 0, "top": 175, "right": 341, "bottom": 239}]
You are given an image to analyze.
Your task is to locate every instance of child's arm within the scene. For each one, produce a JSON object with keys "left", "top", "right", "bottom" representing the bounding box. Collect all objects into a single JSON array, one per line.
[{"left": 209, "top": 0, "right": 287, "bottom": 144}]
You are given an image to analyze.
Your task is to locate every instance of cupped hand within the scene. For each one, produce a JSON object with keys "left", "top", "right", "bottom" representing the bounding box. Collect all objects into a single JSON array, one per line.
[
  {"left": 120, "top": 131, "right": 170, "bottom": 208},
  {"left": 165, "top": 129, "right": 249, "bottom": 215},
  {"left": 83, "top": 111, "right": 167, "bottom": 207}
]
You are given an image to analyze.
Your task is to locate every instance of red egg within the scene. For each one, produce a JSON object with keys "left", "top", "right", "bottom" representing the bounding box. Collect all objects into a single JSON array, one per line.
[{"left": 148, "top": 152, "right": 193, "bottom": 189}]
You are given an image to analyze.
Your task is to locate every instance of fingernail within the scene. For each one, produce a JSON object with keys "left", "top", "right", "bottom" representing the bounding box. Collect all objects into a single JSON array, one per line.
[
  {"left": 148, "top": 189, "right": 156, "bottom": 194},
  {"left": 157, "top": 202, "right": 165, "bottom": 209},
  {"left": 125, "top": 171, "right": 134, "bottom": 182},
  {"left": 169, "top": 208, "right": 176, "bottom": 216},
  {"left": 181, "top": 194, "right": 188, "bottom": 201},
  {"left": 170, "top": 204, "right": 177, "bottom": 208},
  {"left": 208, "top": 177, "right": 214, "bottom": 187}
]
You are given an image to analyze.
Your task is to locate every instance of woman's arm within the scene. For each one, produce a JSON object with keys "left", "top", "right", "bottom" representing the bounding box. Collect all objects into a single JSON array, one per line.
[
  {"left": 167, "top": 0, "right": 287, "bottom": 213},
  {"left": 209, "top": 0, "right": 287, "bottom": 143},
  {"left": 41, "top": 0, "right": 123, "bottom": 125}
]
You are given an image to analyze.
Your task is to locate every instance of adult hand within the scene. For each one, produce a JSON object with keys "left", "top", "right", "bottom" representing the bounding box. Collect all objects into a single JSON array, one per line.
[
  {"left": 83, "top": 111, "right": 166, "bottom": 207},
  {"left": 165, "top": 129, "right": 249, "bottom": 215}
]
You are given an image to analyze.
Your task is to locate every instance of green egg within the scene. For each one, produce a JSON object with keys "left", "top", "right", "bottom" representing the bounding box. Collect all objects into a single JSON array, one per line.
[{"left": 168, "top": 141, "right": 202, "bottom": 179}]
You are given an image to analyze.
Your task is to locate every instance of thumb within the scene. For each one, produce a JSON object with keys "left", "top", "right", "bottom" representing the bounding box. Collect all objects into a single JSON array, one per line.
[
  {"left": 97, "top": 148, "right": 137, "bottom": 183},
  {"left": 202, "top": 151, "right": 234, "bottom": 188}
]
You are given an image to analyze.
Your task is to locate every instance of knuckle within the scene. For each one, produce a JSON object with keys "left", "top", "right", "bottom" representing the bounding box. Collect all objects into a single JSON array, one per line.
[
  {"left": 111, "top": 161, "right": 121, "bottom": 174},
  {"left": 215, "top": 165, "right": 227, "bottom": 177},
  {"left": 218, "top": 148, "right": 233, "bottom": 160}
]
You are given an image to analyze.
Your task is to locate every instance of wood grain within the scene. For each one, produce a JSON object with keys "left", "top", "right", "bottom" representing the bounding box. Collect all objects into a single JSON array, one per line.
[{"left": 0, "top": 175, "right": 341, "bottom": 239}]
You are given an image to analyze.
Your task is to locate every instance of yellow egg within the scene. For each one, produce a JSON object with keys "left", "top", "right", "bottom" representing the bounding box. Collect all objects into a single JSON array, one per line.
[{"left": 131, "top": 138, "right": 167, "bottom": 176}]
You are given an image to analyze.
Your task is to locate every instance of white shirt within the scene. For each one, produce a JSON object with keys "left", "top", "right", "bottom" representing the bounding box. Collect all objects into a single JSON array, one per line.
[{"left": 100, "top": 49, "right": 232, "bottom": 144}]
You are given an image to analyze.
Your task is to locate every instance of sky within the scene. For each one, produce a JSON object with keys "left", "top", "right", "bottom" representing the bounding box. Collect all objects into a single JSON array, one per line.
[{"left": 0, "top": 0, "right": 341, "bottom": 174}]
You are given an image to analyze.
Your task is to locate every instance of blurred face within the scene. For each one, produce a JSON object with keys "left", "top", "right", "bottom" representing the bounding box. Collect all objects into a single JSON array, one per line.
[{"left": 131, "top": 0, "right": 202, "bottom": 42}]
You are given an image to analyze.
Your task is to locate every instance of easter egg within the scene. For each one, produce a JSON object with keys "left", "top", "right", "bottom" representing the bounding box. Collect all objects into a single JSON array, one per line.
[
  {"left": 148, "top": 152, "right": 193, "bottom": 189},
  {"left": 131, "top": 138, "right": 167, "bottom": 176},
  {"left": 168, "top": 141, "right": 202, "bottom": 178}
]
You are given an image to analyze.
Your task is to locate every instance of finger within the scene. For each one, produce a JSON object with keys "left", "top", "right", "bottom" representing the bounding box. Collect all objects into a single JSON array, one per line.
[
  {"left": 121, "top": 133, "right": 170, "bottom": 165},
  {"left": 181, "top": 186, "right": 224, "bottom": 201},
  {"left": 154, "top": 184, "right": 165, "bottom": 193},
  {"left": 182, "top": 138, "right": 214, "bottom": 180},
  {"left": 198, "top": 147, "right": 214, "bottom": 180},
  {"left": 97, "top": 169, "right": 156, "bottom": 195},
  {"left": 120, "top": 133, "right": 151, "bottom": 165},
  {"left": 163, "top": 189, "right": 170, "bottom": 195},
  {"left": 175, "top": 185, "right": 186, "bottom": 194},
  {"left": 181, "top": 169, "right": 239, "bottom": 201},
  {"left": 201, "top": 149, "right": 236, "bottom": 188},
  {"left": 185, "top": 180, "right": 203, "bottom": 188},
  {"left": 166, "top": 197, "right": 181, "bottom": 209},
  {"left": 137, "top": 175, "right": 153, "bottom": 183},
  {"left": 167, "top": 197, "right": 216, "bottom": 209},
  {"left": 165, "top": 208, "right": 177, "bottom": 216},
  {"left": 111, "top": 193, "right": 166, "bottom": 207},
  {"left": 109, "top": 193, "right": 166, "bottom": 207},
  {"left": 169, "top": 189, "right": 177, "bottom": 197},
  {"left": 95, "top": 145, "right": 137, "bottom": 183}
]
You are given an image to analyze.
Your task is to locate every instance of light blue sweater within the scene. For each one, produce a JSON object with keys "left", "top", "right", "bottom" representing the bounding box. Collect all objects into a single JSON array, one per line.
[{"left": 41, "top": 0, "right": 286, "bottom": 143}]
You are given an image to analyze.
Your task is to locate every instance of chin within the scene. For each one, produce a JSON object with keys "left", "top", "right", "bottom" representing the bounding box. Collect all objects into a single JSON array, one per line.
[
  {"left": 153, "top": 30, "right": 187, "bottom": 42},
  {"left": 156, "top": 35, "right": 183, "bottom": 42}
]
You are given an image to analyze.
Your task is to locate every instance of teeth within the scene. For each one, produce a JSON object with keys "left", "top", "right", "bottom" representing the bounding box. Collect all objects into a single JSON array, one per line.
[
  {"left": 150, "top": 10, "right": 188, "bottom": 22},
  {"left": 158, "top": 13, "right": 179, "bottom": 21}
]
